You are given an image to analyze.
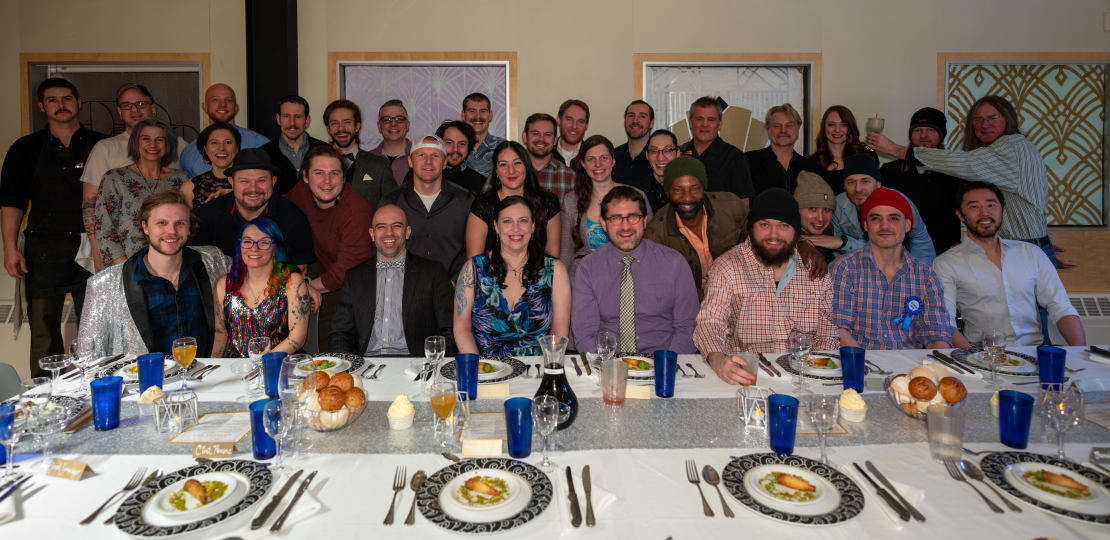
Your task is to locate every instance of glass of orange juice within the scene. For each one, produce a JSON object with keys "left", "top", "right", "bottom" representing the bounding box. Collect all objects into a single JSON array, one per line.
[
  {"left": 430, "top": 381, "right": 468, "bottom": 449},
  {"left": 172, "top": 337, "right": 198, "bottom": 390}
]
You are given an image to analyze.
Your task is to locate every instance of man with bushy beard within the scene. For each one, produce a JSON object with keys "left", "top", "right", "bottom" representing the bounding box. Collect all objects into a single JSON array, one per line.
[{"left": 693, "top": 188, "right": 839, "bottom": 385}]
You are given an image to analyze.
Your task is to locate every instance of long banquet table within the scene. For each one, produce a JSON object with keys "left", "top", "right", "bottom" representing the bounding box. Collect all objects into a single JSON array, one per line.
[{"left": 3, "top": 346, "right": 1110, "bottom": 539}]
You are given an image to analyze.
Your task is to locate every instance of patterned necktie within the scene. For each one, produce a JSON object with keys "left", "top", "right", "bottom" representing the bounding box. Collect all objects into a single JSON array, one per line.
[
  {"left": 345, "top": 152, "right": 356, "bottom": 164},
  {"left": 618, "top": 255, "right": 637, "bottom": 353}
]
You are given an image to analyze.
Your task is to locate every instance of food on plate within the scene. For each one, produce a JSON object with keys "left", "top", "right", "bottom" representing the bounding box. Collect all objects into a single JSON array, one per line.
[
  {"left": 465, "top": 476, "right": 502, "bottom": 496},
  {"left": 138, "top": 385, "right": 166, "bottom": 405},
  {"left": 758, "top": 472, "right": 819, "bottom": 502},
  {"left": 1040, "top": 470, "right": 1089, "bottom": 491},
  {"left": 183, "top": 479, "right": 207, "bottom": 504},
  {"left": 168, "top": 478, "right": 228, "bottom": 511},
  {"left": 908, "top": 376, "right": 937, "bottom": 400},
  {"left": 330, "top": 372, "right": 354, "bottom": 392},
  {"left": 345, "top": 387, "right": 366, "bottom": 414},
  {"left": 938, "top": 377, "right": 967, "bottom": 404},
  {"left": 298, "top": 359, "right": 337, "bottom": 372},
  {"left": 812, "top": 357, "right": 838, "bottom": 369},
  {"left": 1023, "top": 470, "right": 1095, "bottom": 500},
  {"left": 838, "top": 389, "right": 867, "bottom": 422},
  {"left": 387, "top": 393, "right": 415, "bottom": 430},
  {"left": 305, "top": 371, "right": 330, "bottom": 392},
  {"left": 478, "top": 361, "right": 498, "bottom": 374},
  {"left": 623, "top": 357, "right": 651, "bottom": 371},
  {"left": 777, "top": 474, "right": 816, "bottom": 492},
  {"left": 458, "top": 475, "right": 510, "bottom": 506},
  {"left": 125, "top": 365, "right": 140, "bottom": 375},
  {"left": 909, "top": 365, "right": 938, "bottom": 384}
]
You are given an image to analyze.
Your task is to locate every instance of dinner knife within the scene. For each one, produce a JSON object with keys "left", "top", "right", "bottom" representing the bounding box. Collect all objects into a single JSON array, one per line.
[
  {"left": 580, "top": 355, "right": 592, "bottom": 376},
  {"left": 852, "top": 463, "right": 910, "bottom": 521},
  {"left": 0, "top": 475, "right": 30, "bottom": 505},
  {"left": 570, "top": 356, "right": 583, "bottom": 377},
  {"left": 933, "top": 350, "right": 976, "bottom": 374},
  {"left": 252, "top": 469, "right": 304, "bottom": 529},
  {"left": 270, "top": 470, "right": 317, "bottom": 532},
  {"left": 582, "top": 465, "right": 595, "bottom": 527},
  {"left": 865, "top": 461, "right": 924, "bottom": 522},
  {"left": 929, "top": 351, "right": 970, "bottom": 375},
  {"left": 565, "top": 466, "right": 582, "bottom": 527},
  {"left": 757, "top": 353, "right": 782, "bottom": 377},
  {"left": 1089, "top": 345, "right": 1110, "bottom": 358},
  {"left": 65, "top": 353, "right": 126, "bottom": 380}
]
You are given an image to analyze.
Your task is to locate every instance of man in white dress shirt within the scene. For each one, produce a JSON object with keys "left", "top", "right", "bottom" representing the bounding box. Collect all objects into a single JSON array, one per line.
[{"left": 932, "top": 181, "right": 1084, "bottom": 347}]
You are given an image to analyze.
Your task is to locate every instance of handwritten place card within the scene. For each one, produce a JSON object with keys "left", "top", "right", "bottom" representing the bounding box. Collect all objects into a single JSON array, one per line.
[
  {"left": 47, "top": 458, "right": 93, "bottom": 481},
  {"left": 461, "top": 439, "right": 503, "bottom": 457},
  {"left": 476, "top": 384, "right": 511, "bottom": 399},
  {"left": 626, "top": 385, "right": 652, "bottom": 400},
  {"left": 169, "top": 411, "right": 250, "bottom": 445},
  {"left": 193, "top": 442, "right": 235, "bottom": 459}
]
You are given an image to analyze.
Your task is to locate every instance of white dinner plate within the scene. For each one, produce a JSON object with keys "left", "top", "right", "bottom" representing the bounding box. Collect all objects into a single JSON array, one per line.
[
  {"left": 476, "top": 359, "right": 512, "bottom": 380},
  {"left": 1005, "top": 461, "right": 1109, "bottom": 512},
  {"left": 742, "top": 463, "right": 841, "bottom": 516},
  {"left": 439, "top": 468, "right": 532, "bottom": 523},
  {"left": 115, "top": 358, "right": 177, "bottom": 381},
  {"left": 293, "top": 356, "right": 351, "bottom": 378},
  {"left": 620, "top": 356, "right": 655, "bottom": 379},
  {"left": 804, "top": 356, "right": 842, "bottom": 377},
  {"left": 143, "top": 471, "right": 248, "bottom": 525},
  {"left": 966, "top": 351, "right": 1037, "bottom": 375}
]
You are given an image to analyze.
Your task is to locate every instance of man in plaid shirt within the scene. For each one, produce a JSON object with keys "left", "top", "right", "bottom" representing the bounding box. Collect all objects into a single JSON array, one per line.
[
  {"left": 830, "top": 188, "right": 953, "bottom": 349},
  {"left": 694, "top": 188, "right": 838, "bottom": 385}
]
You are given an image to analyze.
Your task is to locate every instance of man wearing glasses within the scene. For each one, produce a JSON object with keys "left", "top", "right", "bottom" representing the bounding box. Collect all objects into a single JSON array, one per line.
[
  {"left": 571, "top": 186, "right": 698, "bottom": 355},
  {"left": 745, "top": 104, "right": 819, "bottom": 196},
  {"left": 370, "top": 99, "right": 413, "bottom": 187},
  {"left": 613, "top": 100, "right": 654, "bottom": 185},
  {"left": 522, "top": 112, "right": 574, "bottom": 198}
]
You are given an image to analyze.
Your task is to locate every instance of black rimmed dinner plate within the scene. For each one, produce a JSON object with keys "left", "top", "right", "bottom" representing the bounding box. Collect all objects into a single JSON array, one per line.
[
  {"left": 981, "top": 451, "right": 1110, "bottom": 525},
  {"left": 2, "top": 394, "right": 87, "bottom": 424},
  {"left": 950, "top": 347, "right": 1038, "bottom": 377},
  {"left": 310, "top": 352, "right": 365, "bottom": 375},
  {"left": 588, "top": 352, "right": 656, "bottom": 380},
  {"left": 775, "top": 354, "right": 859, "bottom": 382},
  {"left": 722, "top": 452, "right": 865, "bottom": 526},
  {"left": 417, "top": 457, "right": 552, "bottom": 534},
  {"left": 439, "top": 356, "right": 526, "bottom": 384},
  {"left": 95, "top": 356, "right": 187, "bottom": 384}
]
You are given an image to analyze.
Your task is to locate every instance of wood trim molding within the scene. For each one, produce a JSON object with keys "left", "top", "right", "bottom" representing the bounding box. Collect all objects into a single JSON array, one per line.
[
  {"left": 19, "top": 53, "right": 209, "bottom": 135},
  {"left": 936, "top": 52, "right": 1110, "bottom": 110},
  {"left": 633, "top": 52, "right": 822, "bottom": 147},
  {"left": 329, "top": 51, "right": 518, "bottom": 136}
]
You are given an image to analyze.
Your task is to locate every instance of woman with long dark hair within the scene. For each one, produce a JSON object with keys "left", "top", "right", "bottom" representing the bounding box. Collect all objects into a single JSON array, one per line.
[
  {"left": 466, "top": 141, "right": 562, "bottom": 258},
  {"left": 454, "top": 196, "right": 571, "bottom": 356},
  {"left": 808, "top": 105, "right": 873, "bottom": 193},
  {"left": 181, "top": 122, "right": 239, "bottom": 207},
  {"left": 560, "top": 135, "right": 652, "bottom": 279},
  {"left": 213, "top": 217, "right": 309, "bottom": 356}
]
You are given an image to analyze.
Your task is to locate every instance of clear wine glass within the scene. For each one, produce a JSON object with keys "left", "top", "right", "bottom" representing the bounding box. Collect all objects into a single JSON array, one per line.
[
  {"left": 0, "top": 403, "right": 25, "bottom": 478},
  {"left": 231, "top": 360, "right": 256, "bottom": 403},
  {"left": 982, "top": 331, "right": 1006, "bottom": 389},
  {"left": 533, "top": 394, "right": 560, "bottom": 471},
  {"left": 247, "top": 337, "right": 271, "bottom": 395},
  {"left": 806, "top": 393, "right": 839, "bottom": 464},
  {"left": 1041, "top": 385, "right": 1083, "bottom": 459},
  {"left": 262, "top": 399, "right": 292, "bottom": 473},
  {"left": 596, "top": 330, "right": 617, "bottom": 370},
  {"left": 172, "top": 337, "right": 197, "bottom": 391},
  {"left": 38, "top": 355, "right": 71, "bottom": 394},
  {"left": 28, "top": 406, "right": 66, "bottom": 471},
  {"left": 424, "top": 336, "right": 446, "bottom": 386},
  {"left": 69, "top": 339, "right": 90, "bottom": 398},
  {"left": 787, "top": 329, "right": 813, "bottom": 391}
]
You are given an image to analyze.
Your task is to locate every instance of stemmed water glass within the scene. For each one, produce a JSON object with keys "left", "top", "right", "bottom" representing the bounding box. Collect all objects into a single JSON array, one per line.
[
  {"left": 0, "top": 403, "right": 25, "bottom": 478},
  {"left": 69, "top": 339, "right": 91, "bottom": 398},
  {"left": 982, "top": 331, "right": 1006, "bottom": 389},
  {"left": 425, "top": 335, "right": 446, "bottom": 380},
  {"left": 533, "top": 394, "right": 560, "bottom": 472},
  {"left": 29, "top": 406, "right": 66, "bottom": 471},
  {"left": 38, "top": 354, "right": 71, "bottom": 394},
  {"left": 262, "top": 399, "right": 293, "bottom": 473},
  {"left": 172, "top": 337, "right": 198, "bottom": 391},
  {"left": 247, "top": 337, "right": 271, "bottom": 395},
  {"left": 1041, "top": 385, "right": 1083, "bottom": 459},
  {"left": 596, "top": 330, "right": 617, "bottom": 367},
  {"left": 806, "top": 393, "right": 839, "bottom": 464},
  {"left": 787, "top": 329, "right": 813, "bottom": 391}
]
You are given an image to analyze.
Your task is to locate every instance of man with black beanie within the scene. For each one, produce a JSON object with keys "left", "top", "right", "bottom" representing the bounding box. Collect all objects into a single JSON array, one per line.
[
  {"left": 876, "top": 107, "right": 964, "bottom": 254},
  {"left": 693, "top": 188, "right": 839, "bottom": 385}
]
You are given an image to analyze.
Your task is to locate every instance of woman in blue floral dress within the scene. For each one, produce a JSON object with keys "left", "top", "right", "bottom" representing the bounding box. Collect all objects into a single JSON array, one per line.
[{"left": 453, "top": 196, "right": 571, "bottom": 356}]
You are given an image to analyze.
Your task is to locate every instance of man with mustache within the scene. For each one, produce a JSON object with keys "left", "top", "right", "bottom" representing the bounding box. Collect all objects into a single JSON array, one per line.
[
  {"left": 522, "top": 112, "right": 574, "bottom": 198},
  {"left": 933, "top": 181, "right": 1084, "bottom": 347},
  {"left": 179, "top": 83, "right": 269, "bottom": 178},
  {"left": 261, "top": 95, "right": 327, "bottom": 195},
  {"left": 745, "top": 104, "right": 819, "bottom": 195},
  {"left": 461, "top": 93, "right": 504, "bottom": 179},
  {"left": 328, "top": 99, "right": 396, "bottom": 207},
  {"left": 80, "top": 83, "right": 187, "bottom": 272},
  {"left": 1, "top": 78, "right": 106, "bottom": 375},
  {"left": 370, "top": 99, "right": 412, "bottom": 186},
  {"left": 76, "top": 190, "right": 230, "bottom": 358},
  {"left": 572, "top": 186, "right": 698, "bottom": 355},
  {"left": 794, "top": 171, "right": 838, "bottom": 263},
  {"left": 552, "top": 99, "right": 589, "bottom": 170},
  {"left": 613, "top": 100, "right": 654, "bottom": 184},
  {"left": 329, "top": 204, "right": 455, "bottom": 356},
  {"left": 286, "top": 145, "right": 374, "bottom": 344},
  {"left": 680, "top": 96, "right": 754, "bottom": 205},
  {"left": 693, "top": 188, "right": 839, "bottom": 384},
  {"left": 435, "top": 120, "right": 487, "bottom": 195},
  {"left": 830, "top": 188, "right": 953, "bottom": 349}
]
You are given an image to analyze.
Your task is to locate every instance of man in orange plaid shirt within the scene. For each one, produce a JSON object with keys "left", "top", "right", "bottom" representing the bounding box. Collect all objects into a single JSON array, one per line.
[{"left": 693, "top": 188, "right": 839, "bottom": 385}]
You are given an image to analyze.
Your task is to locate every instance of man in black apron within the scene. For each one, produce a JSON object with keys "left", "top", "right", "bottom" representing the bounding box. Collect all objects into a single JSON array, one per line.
[{"left": 0, "top": 78, "right": 106, "bottom": 377}]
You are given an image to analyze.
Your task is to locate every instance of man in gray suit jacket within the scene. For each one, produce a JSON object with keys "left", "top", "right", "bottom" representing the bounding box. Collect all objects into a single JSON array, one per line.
[{"left": 348, "top": 151, "right": 397, "bottom": 209}]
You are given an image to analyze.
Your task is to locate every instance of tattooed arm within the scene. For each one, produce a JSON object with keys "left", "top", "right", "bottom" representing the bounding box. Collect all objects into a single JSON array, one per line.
[
  {"left": 210, "top": 279, "right": 228, "bottom": 357},
  {"left": 274, "top": 273, "right": 309, "bottom": 354},
  {"left": 452, "top": 259, "right": 479, "bottom": 355},
  {"left": 82, "top": 181, "right": 104, "bottom": 272}
]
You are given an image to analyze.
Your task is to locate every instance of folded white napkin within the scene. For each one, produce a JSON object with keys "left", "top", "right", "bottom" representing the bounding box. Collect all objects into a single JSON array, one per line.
[
  {"left": 843, "top": 466, "right": 924, "bottom": 531},
  {"left": 224, "top": 489, "right": 322, "bottom": 539},
  {"left": 552, "top": 469, "right": 617, "bottom": 531}
]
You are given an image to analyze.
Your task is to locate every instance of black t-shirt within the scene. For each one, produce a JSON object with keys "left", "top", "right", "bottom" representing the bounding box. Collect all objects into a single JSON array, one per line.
[
  {"left": 808, "top": 150, "right": 877, "bottom": 195},
  {"left": 745, "top": 146, "right": 820, "bottom": 195},
  {"left": 621, "top": 173, "right": 669, "bottom": 214},
  {"left": 191, "top": 193, "right": 316, "bottom": 265},
  {"left": 613, "top": 142, "right": 652, "bottom": 185},
  {"left": 680, "top": 136, "right": 754, "bottom": 199},
  {"left": 880, "top": 159, "right": 965, "bottom": 255},
  {"left": 444, "top": 165, "right": 488, "bottom": 195},
  {"left": 470, "top": 189, "right": 561, "bottom": 251}
]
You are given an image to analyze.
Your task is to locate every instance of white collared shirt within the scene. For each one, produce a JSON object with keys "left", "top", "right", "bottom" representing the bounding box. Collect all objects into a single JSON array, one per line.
[{"left": 932, "top": 234, "right": 1077, "bottom": 345}]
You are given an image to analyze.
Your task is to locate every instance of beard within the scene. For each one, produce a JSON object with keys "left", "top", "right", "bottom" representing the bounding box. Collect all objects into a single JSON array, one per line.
[
  {"left": 751, "top": 236, "right": 798, "bottom": 267},
  {"left": 148, "top": 236, "right": 185, "bottom": 257},
  {"left": 674, "top": 199, "right": 705, "bottom": 221}
]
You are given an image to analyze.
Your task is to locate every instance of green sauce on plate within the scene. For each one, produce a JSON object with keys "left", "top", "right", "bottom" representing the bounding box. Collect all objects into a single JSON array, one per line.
[{"left": 758, "top": 472, "right": 817, "bottom": 502}]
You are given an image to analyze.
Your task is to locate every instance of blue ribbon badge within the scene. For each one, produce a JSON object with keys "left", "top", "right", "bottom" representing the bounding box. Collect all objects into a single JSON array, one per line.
[{"left": 892, "top": 296, "right": 922, "bottom": 331}]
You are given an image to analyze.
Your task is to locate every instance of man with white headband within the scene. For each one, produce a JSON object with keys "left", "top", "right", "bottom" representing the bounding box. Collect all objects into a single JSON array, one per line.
[{"left": 381, "top": 134, "right": 474, "bottom": 279}]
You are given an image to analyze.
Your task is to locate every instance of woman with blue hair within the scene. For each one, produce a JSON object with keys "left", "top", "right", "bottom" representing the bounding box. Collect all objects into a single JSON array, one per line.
[{"left": 213, "top": 217, "right": 310, "bottom": 356}]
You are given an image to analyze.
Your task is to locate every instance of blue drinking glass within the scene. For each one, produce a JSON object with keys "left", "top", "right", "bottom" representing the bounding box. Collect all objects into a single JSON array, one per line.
[
  {"left": 504, "top": 397, "right": 533, "bottom": 459},
  {"left": 0, "top": 403, "right": 13, "bottom": 467},
  {"left": 249, "top": 398, "right": 277, "bottom": 460},
  {"left": 262, "top": 352, "right": 288, "bottom": 398},
  {"left": 653, "top": 350, "right": 677, "bottom": 398},
  {"left": 840, "top": 346, "right": 866, "bottom": 392},
  {"left": 455, "top": 354, "right": 479, "bottom": 401},
  {"left": 1036, "top": 345, "right": 1066, "bottom": 390},
  {"left": 136, "top": 352, "right": 165, "bottom": 394},
  {"left": 90, "top": 376, "right": 124, "bottom": 431},
  {"left": 768, "top": 394, "right": 800, "bottom": 455},
  {"left": 998, "top": 390, "right": 1035, "bottom": 449}
]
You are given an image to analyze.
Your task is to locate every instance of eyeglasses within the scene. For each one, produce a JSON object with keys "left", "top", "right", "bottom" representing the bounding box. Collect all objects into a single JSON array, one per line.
[
  {"left": 605, "top": 213, "right": 644, "bottom": 225},
  {"left": 240, "top": 238, "right": 274, "bottom": 251},
  {"left": 118, "top": 101, "right": 151, "bottom": 110},
  {"left": 971, "top": 114, "right": 1002, "bottom": 125},
  {"left": 379, "top": 115, "right": 408, "bottom": 124},
  {"left": 646, "top": 147, "right": 677, "bottom": 159}
]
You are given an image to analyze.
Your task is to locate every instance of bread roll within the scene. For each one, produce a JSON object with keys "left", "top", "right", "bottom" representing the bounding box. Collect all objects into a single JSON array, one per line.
[
  {"left": 909, "top": 366, "right": 938, "bottom": 384},
  {"left": 330, "top": 372, "right": 354, "bottom": 392},
  {"left": 925, "top": 362, "right": 950, "bottom": 380},
  {"left": 908, "top": 376, "right": 937, "bottom": 400},
  {"left": 306, "top": 371, "right": 330, "bottom": 392},
  {"left": 939, "top": 377, "right": 968, "bottom": 404},
  {"left": 345, "top": 387, "right": 366, "bottom": 414},
  {"left": 318, "top": 386, "right": 345, "bottom": 412}
]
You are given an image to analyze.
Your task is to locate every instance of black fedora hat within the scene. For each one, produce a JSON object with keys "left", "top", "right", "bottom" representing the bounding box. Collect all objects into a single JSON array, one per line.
[{"left": 224, "top": 148, "right": 280, "bottom": 176}]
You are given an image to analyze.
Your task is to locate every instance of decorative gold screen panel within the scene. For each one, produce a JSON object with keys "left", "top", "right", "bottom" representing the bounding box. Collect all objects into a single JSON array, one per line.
[{"left": 945, "top": 63, "right": 1106, "bottom": 226}]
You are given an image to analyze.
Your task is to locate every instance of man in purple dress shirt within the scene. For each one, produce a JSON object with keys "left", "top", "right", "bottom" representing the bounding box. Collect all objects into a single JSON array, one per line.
[{"left": 571, "top": 186, "right": 699, "bottom": 354}]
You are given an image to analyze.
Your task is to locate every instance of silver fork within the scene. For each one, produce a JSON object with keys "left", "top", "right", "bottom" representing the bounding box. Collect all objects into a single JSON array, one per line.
[
  {"left": 80, "top": 467, "right": 147, "bottom": 524},
  {"left": 942, "top": 458, "right": 1002, "bottom": 513},
  {"left": 685, "top": 459, "right": 713, "bottom": 516},
  {"left": 370, "top": 365, "right": 386, "bottom": 380},
  {"left": 675, "top": 363, "right": 691, "bottom": 378},
  {"left": 962, "top": 447, "right": 989, "bottom": 456},
  {"left": 103, "top": 469, "right": 162, "bottom": 524},
  {"left": 382, "top": 466, "right": 406, "bottom": 525},
  {"left": 685, "top": 363, "right": 705, "bottom": 378}
]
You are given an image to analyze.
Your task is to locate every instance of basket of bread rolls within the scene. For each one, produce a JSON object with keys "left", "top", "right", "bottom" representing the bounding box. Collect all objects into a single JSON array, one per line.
[
  {"left": 296, "top": 371, "right": 367, "bottom": 431},
  {"left": 884, "top": 362, "right": 967, "bottom": 420}
]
